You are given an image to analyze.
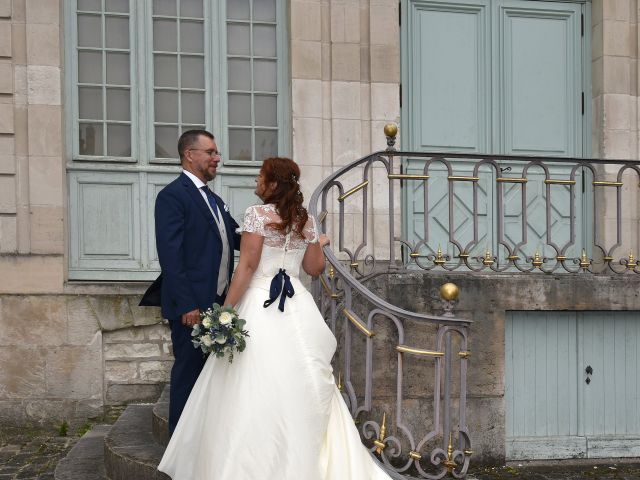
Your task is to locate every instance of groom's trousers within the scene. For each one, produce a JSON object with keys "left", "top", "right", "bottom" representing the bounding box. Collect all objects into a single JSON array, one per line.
[{"left": 168, "top": 294, "right": 225, "bottom": 434}]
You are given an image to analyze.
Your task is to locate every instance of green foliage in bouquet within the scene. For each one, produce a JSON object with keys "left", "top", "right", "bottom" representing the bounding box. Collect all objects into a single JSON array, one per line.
[{"left": 191, "top": 303, "right": 249, "bottom": 363}]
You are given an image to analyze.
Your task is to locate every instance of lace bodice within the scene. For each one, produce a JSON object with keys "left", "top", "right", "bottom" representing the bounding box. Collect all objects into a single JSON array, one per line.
[{"left": 242, "top": 204, "right": 319, "bottom": 250}]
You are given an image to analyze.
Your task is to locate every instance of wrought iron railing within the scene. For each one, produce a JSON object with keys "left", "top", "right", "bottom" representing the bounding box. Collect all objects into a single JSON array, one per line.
[{"left": 309, "top": 124, "right": 640, "bottom": 478}]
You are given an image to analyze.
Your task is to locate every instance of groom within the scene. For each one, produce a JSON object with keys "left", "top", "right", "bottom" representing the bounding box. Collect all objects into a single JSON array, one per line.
[{"left": 150, "top": 130, "right": 241, "bottom": 433}]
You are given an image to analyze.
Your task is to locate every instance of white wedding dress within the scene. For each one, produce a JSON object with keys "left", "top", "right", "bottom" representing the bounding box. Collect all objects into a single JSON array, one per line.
[{"left": 158, "top": 204, "right": 391, "bottom": 480}]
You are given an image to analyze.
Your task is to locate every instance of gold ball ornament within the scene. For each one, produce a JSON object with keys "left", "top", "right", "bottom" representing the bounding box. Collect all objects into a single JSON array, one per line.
[
  {"left": 384, "top": 123, "right": 398, "bottom": 138},
  {"left": 439, "top": 282, "right": 460, "bottom": 301}
]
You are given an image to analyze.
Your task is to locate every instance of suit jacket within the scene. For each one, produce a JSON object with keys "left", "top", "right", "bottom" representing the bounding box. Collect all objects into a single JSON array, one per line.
[{"left": 140, "top": 173, "right": 241, "bottom": 320}]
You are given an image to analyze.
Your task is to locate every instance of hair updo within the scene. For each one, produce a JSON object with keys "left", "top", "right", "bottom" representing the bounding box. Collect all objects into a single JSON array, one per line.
[{"left": 261, "top": 157, "right": 308, "bottom": 237}]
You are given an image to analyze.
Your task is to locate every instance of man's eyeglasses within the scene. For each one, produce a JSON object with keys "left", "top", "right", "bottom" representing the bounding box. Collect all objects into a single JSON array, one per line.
[{"left": 189, "top": 148, "right": 222, "bottom": 158}]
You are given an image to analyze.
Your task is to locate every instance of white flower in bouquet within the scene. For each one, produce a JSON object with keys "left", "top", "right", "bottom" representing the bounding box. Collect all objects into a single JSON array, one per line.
[
  {"left": 219, "top": 311, "right": 233, "bottom": 325},
  {"left": 202, "top": 335, "right": 213, "bottom": 347},
  {"left": 202, "top": 317, "right": 212, "bottom": 328}
]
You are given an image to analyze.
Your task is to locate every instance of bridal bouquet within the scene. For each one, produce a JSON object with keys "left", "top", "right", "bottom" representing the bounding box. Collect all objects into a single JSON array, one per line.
[{"left": 191, "top": 304, "right": 249, "bottom": 363}]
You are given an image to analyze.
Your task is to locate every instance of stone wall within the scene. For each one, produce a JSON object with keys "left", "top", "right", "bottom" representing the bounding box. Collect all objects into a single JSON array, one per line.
[
  {"left": 0, "top": 293, "right": 170, "bottom": 428},
  {"left": 354, "top": 271, "right": 640, "bottom": 463}
]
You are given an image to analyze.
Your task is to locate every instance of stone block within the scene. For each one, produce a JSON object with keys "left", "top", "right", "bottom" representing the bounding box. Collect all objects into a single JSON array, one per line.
[
  {"left": 0, "top": 21, "right": 10, "bottom": 57},
  {"left": 0, "top": 175, "right": 15, "bottom": 213},
  {"left": 603, "top": 128, "right": 632, "bottom": 159},
  {"left": 28, "top": 155, "right": 62, "bottom": 206},
  {"left": 370, "top": 44, "right": 400, "bottom": 83},
  {"left": 371, "top": 82, "right": 399, "bottom": 121},
  {"left": 27, "top": 65, "right": 61, "bottom": 105},
  {"left": 0, "top": 255, "right": 63, "bottom": 293},
  {"left": 104, "top": 327, "right": 145, "bottom": 343},
  {"left": 291, "top": 1, "right": 321, "bottom": 41},
  {"left": 30, "top": 205, "right": 63, "bottom": 254},
  {"left": 602, "top": 20, "right": 631, "bottom": 57},
  {"left": 26, "top": 0, "right": 60, "bottom": 24},
  {"left": 44, "top": 342, "right": 103, "bottom": 399},
  {"left": 370, "top": 4, "right": 398, "bottom": 46},
  {"left": 104, "top": 343, "right": 162, "bottom": 360},
  {"left": 138, "top": 360, "right": 172, "bottom": 382},
  {"left": 0, "top": 215, "right": 16, "bottom": 253},
  {"left": 105, "top": 383, "right": 163, "bottom": 405},
  {"left": 0, "top": 400, "right": 27, "bottom": 426},
  {"left": 66, "top": 296, "right": 101, "bottom": 345},
  {"left": 292, "top": 116, "right": 323, "bottom": 167},
  {"left": 292, "top": 78, "right": 322, "bottom": 118},
  {"left": 331, "top": 43, "right": 360, "bottom": 81},
  {"left": 291, "top": 40, "right": 322, "bottom": 79},
  {"left": 143, "top": 323, "right": 170, "bottom": 341},
  {"left": 13, "top": 64, "right": 25, "bottom": 103},
  {"left": 0, "top": 61, "right": 12, "bottom": 93},
  {"left": 0, "top": 103, "right": 14, "bottom": 133},
  {"left": 27, "top": 104, "right": 61, "bottom": 156},
  {"left": 11, "top": 23, "right": 26, "bottom": 64},
  {"left": 0, "top": 295, "right": 67, "bottom": 346},
  {"left": 13, "top": 105, "right": 27, "bottom": 154},
  {"left": 604, "top": 94, "right": 631, "bottom": 130},
  {"left": 331, "top": 118, "right": 362, "bottom": 165},
  {"left": 603, "top": 56, "right": 631, "bottom": 94},
  {"left": 0, "top": 347, "right": 46, "bottom": 398},
  {"left": 602, "top": 0, "right": 630, "bottom": 21},
  {"left": 24, "top": 399, "right": 77, "bottom": 425},
  {"left": 26, "top": 23, "right": 59, "bottom": 66},
  {"left": 331, "top": 81, "right": 361, "bottom": 119},
  {"left": 105, "top": 360, "right": 139, "bottom": 383},
  {"left": 0, "top": 0, "right": 10, "bottom": 18}
]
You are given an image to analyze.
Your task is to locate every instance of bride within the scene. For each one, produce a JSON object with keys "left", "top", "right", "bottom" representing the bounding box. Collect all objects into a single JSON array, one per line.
[{"left": 158, "top": 157, "right": 391, "bottom": 479}]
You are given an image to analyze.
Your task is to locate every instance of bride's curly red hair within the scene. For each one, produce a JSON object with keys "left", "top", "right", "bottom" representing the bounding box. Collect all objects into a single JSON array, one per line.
[{"left": 261, "top": 157, "right": 308, "bottom": 237}]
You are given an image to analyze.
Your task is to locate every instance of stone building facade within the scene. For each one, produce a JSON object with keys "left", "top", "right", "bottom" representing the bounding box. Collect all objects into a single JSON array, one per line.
[{"left": 0, "top": 0, "right": 639, "bottom": 464}]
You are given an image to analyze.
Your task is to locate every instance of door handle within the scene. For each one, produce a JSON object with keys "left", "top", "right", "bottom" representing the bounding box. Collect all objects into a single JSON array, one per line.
[{"left": 585, "top": 365, "right": 593, "bottom": 384}]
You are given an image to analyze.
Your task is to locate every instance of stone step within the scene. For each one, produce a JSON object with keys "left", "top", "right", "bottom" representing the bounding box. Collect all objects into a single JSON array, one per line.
[
  {"left": 104, "top": 404, "right": 170, "bottom": 480},
  {"left": 152, "top": 384, "right": 170, "bottom": 447},
  {"left": 54, "top": 425, "right": 111, "bottom": 480}
]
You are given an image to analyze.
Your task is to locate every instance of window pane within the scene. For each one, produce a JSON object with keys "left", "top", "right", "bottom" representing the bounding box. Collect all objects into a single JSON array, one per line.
[
  {"left": 106, "top": 52, "right": 130, "bottom": 85},
  {"left": 180, "top": 21, "right": 204, "bottom": 53},
  {"left": 254, "top": 95, "right": 276, "bottom": 126},
  {"left": 155, "top": 126, "right": 179, "bottom": 158},
  {"left": 78, "top": 0, "right": 101, "bottom": 12},
  {"left": 253, "top": 60, "right": 276, "bottom": 92},
  {"left": 227, "top": 0, "right": 250, "bottom": 20},
  {"left": 180, "top": 0, "right": 203, "bottom": 18},
  {"left": 228, "top": 93, "right": 251, "bottom": 125},
  {"left": 228, "top": 58, "right": 251, "bottom": 91},
  {"left": 78, "top": 14, "right": 102, "bottom": 48},
  {"left": 181, "top": 56, "right": 204, "bottom": 89},
  {"left": 107, "top": 124, "right": 131, "bottom": 156},
  {"left": 154, "top": 54, "right": 178, "bottom": 87},
  {"left": 78, "top": 51, "right": 102, "bottom": 84},
  {"left": 182, "top": 92, "right": 205, "bottom": 124},
  {"left": 79, "top": 123, "right": 104, "bottom": 155},
  {"left": 106, "top": 88, "right": 130, "bottom": 121},
  {"left": 105, "top": 16, "right": 129, "bottom": 49},
  {"left": 153, "top": 19, "right": 178, "bottom": 51},
  {"left": 255, "top": 129, "right": 277, "bottom": 161},
  {"left": 253, "top": 0, "right": 276, "bottom": 22},
  {"left": 79, "top": 86, "right": 103, "bottom": 120},
  {"left": 154, "top": 90, "right": 179, "bottom": 123},
  {"left": 227, "top": 24, "right": 250, "bottom": 56},
  {"left": 153, "top": 0, "right": 176, "bottom": 16},
  {"left": 253, "top": 25, "right": 276, "bottom": 57},
  {"left": 105, "top": 0, "right": 129, "bottom": 13},
  {"left": 228, "top": 129, "right": 252, "bottom": 160}
]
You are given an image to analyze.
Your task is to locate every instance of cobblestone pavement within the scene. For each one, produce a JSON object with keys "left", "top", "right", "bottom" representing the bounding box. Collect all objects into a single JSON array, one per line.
[
  {"left": 0, "top": 429, "right": 78, "bottom": 480},
  {"left": 469, "top": 462, "right": 640, "bottom": 479}
]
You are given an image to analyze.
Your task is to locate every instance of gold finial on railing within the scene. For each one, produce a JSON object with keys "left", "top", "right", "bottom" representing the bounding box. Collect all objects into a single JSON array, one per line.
[
  {"left": 628, "top": 251, "right": 637, "bottom": 269},
  {"left": 439, "top": 282, "right": 459, "bottom": 301},
  {"left": 434, "top": 246, "right": 446, "bottom": 266},
  {"left": 374, "top": 412, "right": 387, "bottom": 454},
  {"left": 384, "top": 123, "right": 398, "bottom": 151},
  {"left": 443, "top": 432, "right": 457, "bottom": 473},
  {"left": 532, "top": 250, "right": 543, "bottom": 269},
  {"left": 482, "top": 250, "right": 494, "bottom": 266},
  {"left": 328, "top": 265, "right": 335, "bottom": 279},
  {"left": 580, "top": 249, "right": 590, "bottom": 271}
]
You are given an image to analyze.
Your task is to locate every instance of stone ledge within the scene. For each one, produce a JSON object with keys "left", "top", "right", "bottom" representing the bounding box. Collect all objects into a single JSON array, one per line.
[
  {"left": 151, "top": 385, "right": 169, "bottom": 448},
  {"left": 54, "top": 425, "right": 110, "bottom": 480}
]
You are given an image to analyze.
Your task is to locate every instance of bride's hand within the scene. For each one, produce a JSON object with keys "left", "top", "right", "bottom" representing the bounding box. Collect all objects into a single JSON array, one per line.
[{"left": 319, "top": 234, "right": 330, "bottom": 247}]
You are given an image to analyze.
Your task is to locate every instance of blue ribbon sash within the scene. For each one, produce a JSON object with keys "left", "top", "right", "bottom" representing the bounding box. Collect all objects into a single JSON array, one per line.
[{"left": 263, "top": 268, "right": 295, "bottom": 312}]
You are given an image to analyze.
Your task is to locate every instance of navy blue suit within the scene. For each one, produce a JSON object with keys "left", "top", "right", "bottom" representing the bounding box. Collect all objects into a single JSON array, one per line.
[{"left": 154, "top": 172, "right": 241, "bottom": 433}]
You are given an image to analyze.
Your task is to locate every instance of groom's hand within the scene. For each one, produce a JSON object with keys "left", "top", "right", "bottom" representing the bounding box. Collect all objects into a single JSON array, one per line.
[{"left": 181, "top": 308, "right": 200, "bottom": 327}]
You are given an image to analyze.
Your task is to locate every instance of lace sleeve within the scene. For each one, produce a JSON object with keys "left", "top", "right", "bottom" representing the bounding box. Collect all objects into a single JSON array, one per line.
[
  {"left": 304, "top": 215, "right": 320, "bottom": 244},
  {"left": 242, "top": 205, "right": 266, "bottom": 236}
]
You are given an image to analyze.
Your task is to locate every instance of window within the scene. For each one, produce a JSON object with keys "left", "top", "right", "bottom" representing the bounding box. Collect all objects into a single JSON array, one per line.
[{"left": 66, "top": 0, "right": 289, "bottom": 280}]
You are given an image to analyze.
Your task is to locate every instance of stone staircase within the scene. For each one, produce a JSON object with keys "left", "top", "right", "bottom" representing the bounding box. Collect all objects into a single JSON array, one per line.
[{"left": 54, "top": 385, "right": 170, "bottom": 480}]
